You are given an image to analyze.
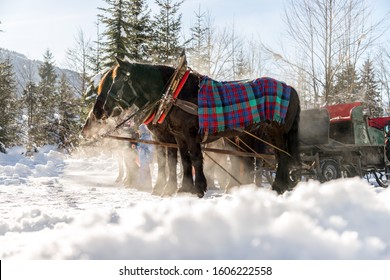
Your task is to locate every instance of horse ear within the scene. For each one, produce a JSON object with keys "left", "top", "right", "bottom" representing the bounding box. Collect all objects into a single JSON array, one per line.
[{"left": 115, "top": 57, "right": 126, "bottom": 68}]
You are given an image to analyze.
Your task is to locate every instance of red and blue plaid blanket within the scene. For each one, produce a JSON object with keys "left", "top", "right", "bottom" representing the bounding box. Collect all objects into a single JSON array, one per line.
[{"left": 198, "top": 77, "right": 291, "bottom": 134}]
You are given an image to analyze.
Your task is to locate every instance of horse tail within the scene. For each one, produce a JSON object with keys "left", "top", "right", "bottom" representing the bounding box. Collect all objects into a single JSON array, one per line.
[{"left": 286, "top": 88, "right": 301, "bottom": 165}]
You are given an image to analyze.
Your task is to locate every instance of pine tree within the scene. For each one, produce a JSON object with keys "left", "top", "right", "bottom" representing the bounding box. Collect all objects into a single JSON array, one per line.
[
  {"left": 234, "top": 47, "right": 249, "bottom": 80},
  {"left": 0, "top": 55, "right": 19, "bottom": 147},
  {"left": 332, "top": 63, "right": 360, "bottom": 104},
  {"left": 37, "top": 49, "right": 58, "bottom": 145},
  {"left": 22, "top": 81, "right": 39, "bottom": 151},
  {"left": 127, "top": 0, "right": 153, "bottom": 61},
  {"left": 188, "top": 7, "right": 209, "bottom": 74},
  {"left": 360, "top": 58, "right": 382, "bottom": 117},
  {"left": 151, "top": 0, "right": 184, "bottom": 64},
  {"left": 88, "top": 16, "right": 105, "bottom": 75},
  {"left": 57, "top": 73, "right": 81, "bottom": 152},
  {"left": 99, "top": 0, "right": 132, "bottom": 66}
]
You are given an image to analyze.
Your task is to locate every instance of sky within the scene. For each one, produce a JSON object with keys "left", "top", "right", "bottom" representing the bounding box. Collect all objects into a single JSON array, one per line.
[{"left": 0, "top": 0, "right": 389, "bottom": 68}]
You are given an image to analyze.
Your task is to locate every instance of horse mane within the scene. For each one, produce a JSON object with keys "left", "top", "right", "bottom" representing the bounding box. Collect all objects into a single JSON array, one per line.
[
  {"left": 112, "top": 65, "right": 120, "bottom": 81},
  {"left": 97, "top": 68, "right": 113, "bottom": 95},
  {"left": 115, "top": 60, "right": 175, "bottom": 75}
]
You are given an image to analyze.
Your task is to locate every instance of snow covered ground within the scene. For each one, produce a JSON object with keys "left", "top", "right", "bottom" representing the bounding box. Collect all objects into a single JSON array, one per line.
[{"left": 1, "top": 145, "right": 390, "bottom": 260}]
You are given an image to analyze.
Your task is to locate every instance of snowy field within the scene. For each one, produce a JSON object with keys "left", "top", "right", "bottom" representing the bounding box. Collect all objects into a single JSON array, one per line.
[{"left": 1, "top": 145, "right": 390, "bottom": 260}]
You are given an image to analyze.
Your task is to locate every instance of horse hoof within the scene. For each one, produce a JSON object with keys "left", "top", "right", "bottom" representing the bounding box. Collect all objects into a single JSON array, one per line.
[
  {"left": 152, "top": 187, "right": 164, "bottom": 196},
  {"left": 272, "top": 181, "right": 288, "bottom": 195},
  {"left": 197, "top": 191, "right": 205, "bottom": 198},
  {"left": 163, "top": 184, "right": 178, "bottom": 196}
]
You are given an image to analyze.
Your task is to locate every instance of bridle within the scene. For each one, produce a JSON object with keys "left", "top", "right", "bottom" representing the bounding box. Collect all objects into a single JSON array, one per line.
[{"left": 106, "top": 70, "right": 138, "bottom": 113}]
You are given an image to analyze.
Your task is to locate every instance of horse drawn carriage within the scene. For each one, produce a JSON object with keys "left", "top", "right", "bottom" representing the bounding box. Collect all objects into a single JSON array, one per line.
[{"left": 82, "top": 52, "right": 389, "bottom": 196}]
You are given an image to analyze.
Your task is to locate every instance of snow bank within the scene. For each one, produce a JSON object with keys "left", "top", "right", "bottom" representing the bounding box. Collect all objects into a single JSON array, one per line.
[{"left": 0, "top": 146, "right": 390, "bottom": 259}]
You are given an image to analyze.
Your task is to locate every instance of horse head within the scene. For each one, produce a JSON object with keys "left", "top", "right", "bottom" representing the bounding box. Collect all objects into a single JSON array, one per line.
[
  {"left": 81, "top": 69, "right": 113, "bottom": 138},
  {"left": 103, "top": 57, "right": 139, "bottom": 118}
]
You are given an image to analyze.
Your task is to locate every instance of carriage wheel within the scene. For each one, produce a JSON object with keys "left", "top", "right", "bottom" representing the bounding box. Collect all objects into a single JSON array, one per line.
[
  {"left": 320, "top": 159, "right": 341, "bottom": 182},
  {"left": 342, "top": 164, "right": 358, "bottom": 178}
]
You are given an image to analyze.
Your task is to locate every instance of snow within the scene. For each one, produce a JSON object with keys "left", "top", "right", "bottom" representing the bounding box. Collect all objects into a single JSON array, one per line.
[{"left": 1, "top": 145, "right": 390, "bottom": 260}]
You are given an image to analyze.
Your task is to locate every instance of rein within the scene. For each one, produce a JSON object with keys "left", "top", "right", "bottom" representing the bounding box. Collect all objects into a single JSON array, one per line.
[
  {"left": 81, "top": 101, "right": 159, "bottom": 147},
  {"left": 105, "top": 134, "right": 275, "bottom": 161},
  {"left": 242, "top": 130, "right": 292, "bottom": 157},
  {"left": 114, "top": 100, "right": 158, "bottom": 130}
]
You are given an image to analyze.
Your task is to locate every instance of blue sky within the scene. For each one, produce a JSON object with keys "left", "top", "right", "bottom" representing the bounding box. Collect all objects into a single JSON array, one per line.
[{"left": 0, "top": 0, "right": 389, "bottom": 68}]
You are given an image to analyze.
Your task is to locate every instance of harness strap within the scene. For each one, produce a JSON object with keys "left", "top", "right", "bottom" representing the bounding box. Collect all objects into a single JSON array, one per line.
[
  {"left": 157, "top": 69, "right": 191, "bottom": 124},
  {"left": 143, "top": 70, "right": 194, "bottom": 125},
  {"left": 173, "top": 69, "right": 191, "bottom": 98},
  {"left": 173, "top": 99, "right": 198, "bottom": 115},
  {"left": 143, "top": 111, "right": 156, "bottom": 125}
]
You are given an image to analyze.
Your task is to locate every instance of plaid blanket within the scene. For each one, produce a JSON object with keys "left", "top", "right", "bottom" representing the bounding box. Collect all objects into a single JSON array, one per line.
[{"left": 198, "top": 77, "right": 291, "bottom": 134}]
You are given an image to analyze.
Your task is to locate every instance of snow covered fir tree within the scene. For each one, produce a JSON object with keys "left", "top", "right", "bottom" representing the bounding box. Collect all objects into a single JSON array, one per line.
[
  {"left": 0, "top": 55, "right": 19, "bottom": 149},
  {"left": 360, "top": 58, "right": 382, "bottom": 117}
]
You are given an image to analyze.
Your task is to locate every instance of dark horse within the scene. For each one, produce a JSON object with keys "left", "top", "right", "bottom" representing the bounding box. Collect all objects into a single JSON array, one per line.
[
  {"left": 82, "top": 68, "right": 178, "bottom": 196},
  {"left": 94, "top": 58, "right": 300, "bottom": 197}
]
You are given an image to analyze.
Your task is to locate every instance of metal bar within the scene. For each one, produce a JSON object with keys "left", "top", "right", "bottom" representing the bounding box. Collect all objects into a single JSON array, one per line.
[
  {"left": 204, "top": 152, "right": 242, "bottom": 185},
  {"left": 105, "top": 135, "right": 276, "bottom": 160}
]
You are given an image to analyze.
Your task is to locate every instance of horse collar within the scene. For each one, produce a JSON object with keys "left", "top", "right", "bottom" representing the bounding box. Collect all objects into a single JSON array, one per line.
[{"left": 151, "top": 69, "right": 191, "bottom": 125}]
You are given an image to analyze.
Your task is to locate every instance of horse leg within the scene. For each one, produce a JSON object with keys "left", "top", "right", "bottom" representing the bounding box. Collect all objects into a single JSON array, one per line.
[
  {"left": 271, "top": 87, "right": 301, "bottom": 194},
  {"left": 272, "top": 150, "right": 290, "bottom": 194},
  {"left": 226, "top": 155, "right": 241, "bottom": 190},
  {"left": 190, "top": 143, "right": 207, "bottom": 197},
  {"left": 122, "top": 148, "right": 138, "bottom": 188},
  {"left": 177, "top": 146, "right": 194, "bottom": 193},
  {"left": 203, "top": 152, "right": 218, "bottom": 190},
  {"left": 214, "top": 154, "right": 230, "bottom": 190},
  {"left": 203, "top": 140, "right": 227, "bottom": 190},
  {"left": 152, "top": 146, "right": 167, "bottom": 195},
  {"left": 163, "top": 147, "right": 178, "bottom": 195},
  {"left": 116, "top": 155, "right": 125, "bottom": 183},
  {"left": 112, "top": 140, "right": 124, "bottom": 184},
  {"left": 272, "top": 91, "right": 301, "bottom": 194}
]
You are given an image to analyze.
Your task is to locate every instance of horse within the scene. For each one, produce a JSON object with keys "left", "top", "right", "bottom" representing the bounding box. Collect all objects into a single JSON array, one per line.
[
  {"left": 82, "top": 69, "right": 137, "bottom": 187},
  {"left": 81, "top": 68, "right": 179, "bottom": 195},
  {"left": 100, "top": 58, "right": 301, "bottom": 197}
]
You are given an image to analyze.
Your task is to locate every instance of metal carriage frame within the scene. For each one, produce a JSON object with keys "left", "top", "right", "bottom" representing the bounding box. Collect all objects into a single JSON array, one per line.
[{"left": 294, "top": 102, "right": 390, "bottom": 187}]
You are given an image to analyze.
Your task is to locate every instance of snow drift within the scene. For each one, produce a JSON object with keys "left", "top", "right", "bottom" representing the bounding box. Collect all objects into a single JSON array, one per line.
[{"left": 0, "top": 146, "right": 389, "bottom": 259}]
